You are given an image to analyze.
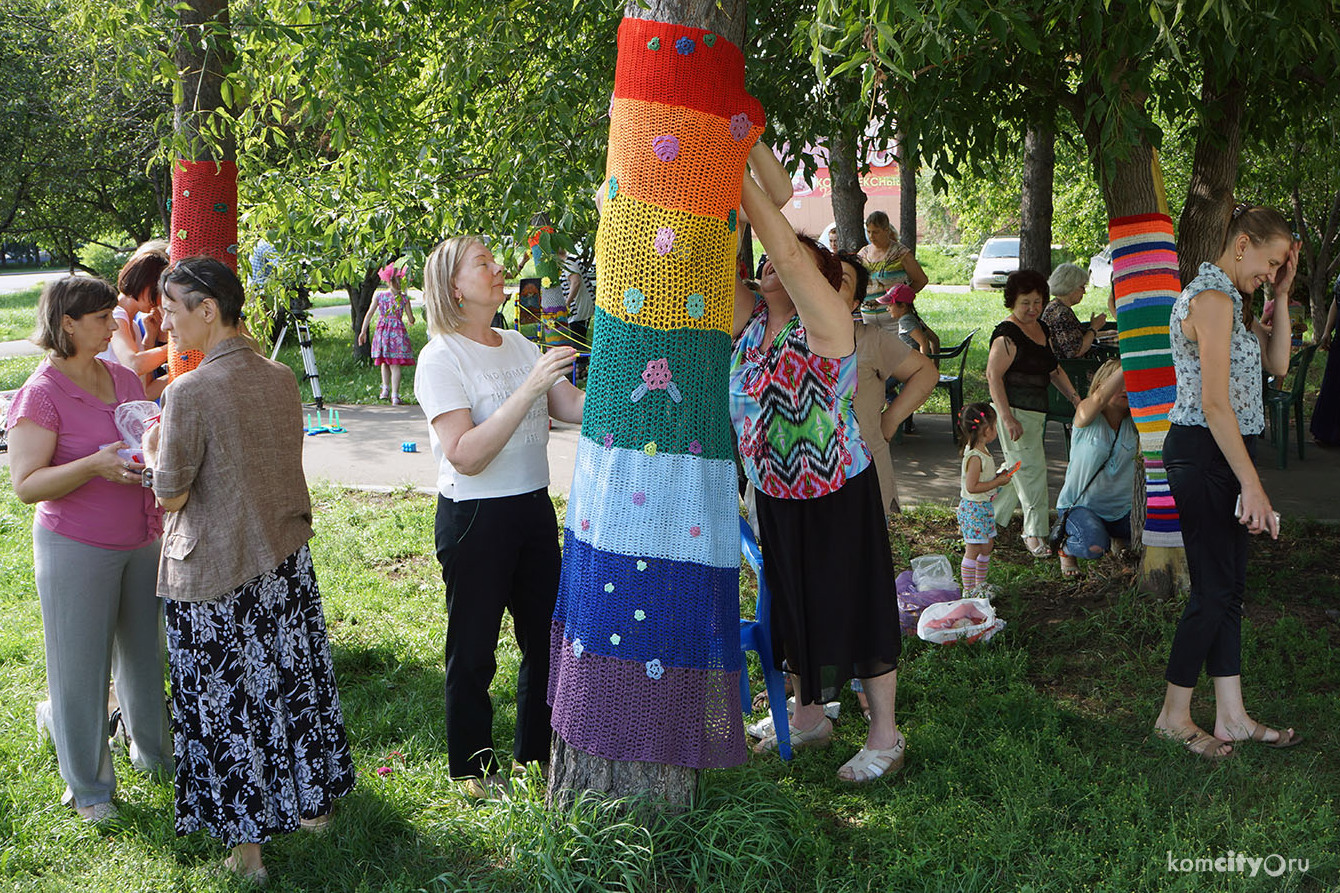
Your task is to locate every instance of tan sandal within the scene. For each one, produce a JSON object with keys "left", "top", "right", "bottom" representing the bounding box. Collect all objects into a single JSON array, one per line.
[
  {"left": 1158, "top": 728, "right": 1233, "bottom": 761},
  {"left": 837, "top": 735, "right": 906, "bottom": 783}
]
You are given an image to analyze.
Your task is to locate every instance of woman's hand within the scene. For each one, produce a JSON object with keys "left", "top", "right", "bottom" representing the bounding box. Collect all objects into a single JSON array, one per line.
[
  {"left": 1003, "top": 413, "right": 1023, "bottom": 441},
  {"left": 1274, "top": 239, "right": 1301, "bottom": 297},
  {"left": 523, "top": 346, "right": 577, "bottom": 398},
  {"left": 92, "top": 441, "right": 143, "bottom": 486},
  {"left": 1089, "top": 312, "right": 1107, "bottom": 332},
  {"left": 1322, "top": 330, "right": 1333, "bottom": 351},
  {"left": 357, "top": 330, "right": 368, "bottom": 346},
  {"left": 1237, "top": 483, "right": 1281, "bottom": 540}
]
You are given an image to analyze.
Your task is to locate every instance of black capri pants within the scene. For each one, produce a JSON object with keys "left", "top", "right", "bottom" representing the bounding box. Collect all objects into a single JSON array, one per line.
[{"left": 1163, "top": 423, "right": 1255, "bottom": 688}]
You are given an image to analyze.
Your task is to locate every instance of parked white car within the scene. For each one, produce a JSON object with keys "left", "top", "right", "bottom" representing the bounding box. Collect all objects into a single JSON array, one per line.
[
  {"left": 1088, "top": 244, "right": 1113, "bottom": 289},
  {"left": 970, "top": 237, "right": 1020, "bottom": 290}
]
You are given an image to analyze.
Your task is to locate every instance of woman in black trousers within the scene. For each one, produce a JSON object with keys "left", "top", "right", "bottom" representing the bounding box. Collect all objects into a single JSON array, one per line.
[{"left": 1155, "top": 204, "right": 1301, "bottom": 759}]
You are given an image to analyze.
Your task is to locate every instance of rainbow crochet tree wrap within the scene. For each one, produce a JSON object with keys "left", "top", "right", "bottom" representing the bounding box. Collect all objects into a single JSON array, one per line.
[
  {"left": 167, "top": 159, "right": 239, "bottom": 377},
  {"left": 548, "top": 18, "right": 763, "bottom": 769},
  {"left": 1110, "top": 213, "right": 1183, "bottom": 548}
]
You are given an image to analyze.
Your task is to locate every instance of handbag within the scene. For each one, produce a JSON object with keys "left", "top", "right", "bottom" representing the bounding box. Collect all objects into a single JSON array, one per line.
[{"left": 1048, "top": 430, "right": 1121, "bottom": 556}]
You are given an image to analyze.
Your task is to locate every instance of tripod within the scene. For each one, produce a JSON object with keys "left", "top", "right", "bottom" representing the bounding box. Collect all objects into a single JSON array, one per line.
[{"left": 270, "top": 303, "right": 324, "bottom": 410}]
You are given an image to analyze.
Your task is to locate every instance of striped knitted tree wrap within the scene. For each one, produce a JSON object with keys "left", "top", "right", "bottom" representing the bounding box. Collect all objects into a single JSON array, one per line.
[
  {"left": 167, "top": 159, "right": 239, "bottom": 378},
  {"left": 547, "top": 18, "right": 763, "bottom": 768},
  {"left": 1110, "top": 213, "right": 1183, "bottom": 548}
]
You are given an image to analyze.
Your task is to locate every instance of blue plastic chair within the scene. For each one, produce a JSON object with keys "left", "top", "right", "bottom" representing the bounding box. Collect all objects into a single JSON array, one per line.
[{"left": 738, "top": 515, "right": 792, "bottom": 761}]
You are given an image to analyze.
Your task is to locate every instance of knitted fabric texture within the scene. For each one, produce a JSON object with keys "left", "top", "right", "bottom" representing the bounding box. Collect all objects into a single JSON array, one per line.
[
  {"left": 1109, "top": 213, "right": 1183, "bottom": 548},
  {"left": 549, "top": 17, "right": 762, "bottom": 769},
  {"left": 167, "top": 159, "right": 239, "bottom": 379}
]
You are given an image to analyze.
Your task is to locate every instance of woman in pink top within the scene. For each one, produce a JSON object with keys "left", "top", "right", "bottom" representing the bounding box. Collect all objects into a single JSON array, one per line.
[{"left": 5, "top": 276, "right": 170, "bottom": 824}]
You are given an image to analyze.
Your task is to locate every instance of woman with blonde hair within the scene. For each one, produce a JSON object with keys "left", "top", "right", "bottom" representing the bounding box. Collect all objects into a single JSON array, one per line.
[
  {"left": 857, "top": 210, "right": 929, "bottom": 333},
  {"left": 1053, "top": 358, "right": 1137, "bottom": 576},
  {"left": 415, "top": 236, "right": 584, "bottom": 798},
  {"left": 1154, "top": 204, "right": 1301, "bottom": 759}
]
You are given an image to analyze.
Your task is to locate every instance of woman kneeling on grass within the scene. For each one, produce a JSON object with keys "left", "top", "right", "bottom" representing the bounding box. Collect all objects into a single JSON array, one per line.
[
  {"left": 415, "top": 236, "right": 584, "bottom": 799},
  {"left": 731, "top": 144, "right": 905, "bottom": 783},
  {"left": 147, "top": 257, "right": 355, "bottom": 884},
  {"left": 1053, "top": 359, "right": 1138, "bottom": 577},
  {"left": 1154, "top": 205, "right": 1301, "bottom": 759}
]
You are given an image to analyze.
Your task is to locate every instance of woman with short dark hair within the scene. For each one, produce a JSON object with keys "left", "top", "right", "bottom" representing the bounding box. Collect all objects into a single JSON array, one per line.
[
  {"left": 986, "top": 269, "right": 1082, "bottom": 555},
  {"left": 6, "top": 275, "right": 170, "bottom": 824},
  {"left": 145, "top": 256, "right": 355, "bottom": 883}
]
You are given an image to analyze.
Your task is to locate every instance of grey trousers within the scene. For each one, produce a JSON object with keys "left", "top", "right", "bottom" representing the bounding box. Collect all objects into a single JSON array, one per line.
[{"left": 34, "top": 523, "right": 171, "bottom": 807}]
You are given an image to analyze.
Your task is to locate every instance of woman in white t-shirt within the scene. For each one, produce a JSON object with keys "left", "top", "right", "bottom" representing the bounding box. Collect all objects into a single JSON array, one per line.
[{"left": 415, "top": 236, "right": 584, "bottom": 798}]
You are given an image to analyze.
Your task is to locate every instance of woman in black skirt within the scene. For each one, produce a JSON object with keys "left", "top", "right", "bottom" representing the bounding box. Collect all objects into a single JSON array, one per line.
[
  {"left": 1310, "top": 276, "right": 1340, "bottom": 447},
  {"left": 730, "top": 144, "right": 905, "bottom": 783},
  {"left": 145, "top": 257, "right": 354, "bottom": 883}
]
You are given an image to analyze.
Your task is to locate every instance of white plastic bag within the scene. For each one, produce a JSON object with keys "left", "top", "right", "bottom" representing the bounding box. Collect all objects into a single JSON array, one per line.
[
  {"left": 910, "top": 554, "right": 956, "bottom": 592},
  {"left": 916, "top": 597, "right": 1006, "bottom": 645}
]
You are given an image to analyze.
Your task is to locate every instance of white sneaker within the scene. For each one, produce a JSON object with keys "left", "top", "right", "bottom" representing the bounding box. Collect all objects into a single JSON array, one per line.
[{"left": 35, "top": 700, "right": 53, "bottom": 745}]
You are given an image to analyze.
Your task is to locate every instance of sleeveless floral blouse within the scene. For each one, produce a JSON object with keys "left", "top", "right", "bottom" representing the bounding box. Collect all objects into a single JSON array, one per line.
[{"left": 1168, "top": 262, "right": 1265, "bottom": 435}]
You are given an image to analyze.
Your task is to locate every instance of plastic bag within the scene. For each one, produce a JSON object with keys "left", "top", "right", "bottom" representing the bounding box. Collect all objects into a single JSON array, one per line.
[
  {"left": 910, "top": 554, "right": 956, "bottom": 591},
  {"left": 895, "top": 570, "right": 960, "bottom": 635},
  {"left": 916, "top": 598, "right": 1006, "bottom": 645},
  {"left": 111, "top": 400, "right": 159, "bottom": 465}
]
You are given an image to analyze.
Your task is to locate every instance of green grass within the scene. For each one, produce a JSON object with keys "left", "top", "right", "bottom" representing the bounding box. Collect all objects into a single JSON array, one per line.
[
  {"left": 1, "top": 472, "right": 1337, "bottom": 891},
  {"left": 1, "top": 286, "right": 43, "bottom": 341}
]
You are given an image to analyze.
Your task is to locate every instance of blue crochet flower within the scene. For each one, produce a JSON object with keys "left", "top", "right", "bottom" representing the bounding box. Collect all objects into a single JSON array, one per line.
[
  {"left": 608, "top": 176, "right": 618, "bottom": 200},
  {"left": 675, "top": 37, "right": 694, "bottom": 55},
  {"left": 645, "top": 659, "right": 665, "bottom": 680},
  {"left": 623, "top": 287, "right": 645, "bottom": 315},
  {"left": 685, "top": 293, "right": 706, "bottom": 319}
]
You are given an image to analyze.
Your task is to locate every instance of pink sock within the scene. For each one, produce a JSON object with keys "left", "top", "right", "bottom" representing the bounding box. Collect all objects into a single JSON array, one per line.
[
  {"left": 976, "top": 554, "right": 992, "bottom": 585},
  {"left": 961, "top": 556, "right": 978, "bottom": 588}
]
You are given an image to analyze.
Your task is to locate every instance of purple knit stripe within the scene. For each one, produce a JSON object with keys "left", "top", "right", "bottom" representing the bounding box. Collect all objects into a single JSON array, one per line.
[{"left": 548, "top": 623, "right": 747, "bottom": 769}]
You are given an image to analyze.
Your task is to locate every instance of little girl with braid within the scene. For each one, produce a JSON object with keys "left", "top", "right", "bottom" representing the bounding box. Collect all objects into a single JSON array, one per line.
[{"left": 956, "top": 403, "right": 1020, "bottom": 597}]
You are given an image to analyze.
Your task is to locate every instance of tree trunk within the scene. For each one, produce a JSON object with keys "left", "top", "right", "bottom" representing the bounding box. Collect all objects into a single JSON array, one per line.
[
  {"left": 347, "top": 265, "right": 381, "bottom": 361},
  {"left": 1019, "top": 121, "right": 1054, "bottom": 276},
  {"left": 898, "top": 133, "right": 917, "bottom": 252},
  {"left": 828, "top": 129, "right": 866, "bottom": 253},
  {"left": 547, "top": 0, "right": 752, "bottom": 813},
  {"left": 174, "top": 0, "right": 235, "bottom": 161},
  {"left": 547, "top": 736, "right": 696, "bottom": 816},
  {"left": 1176, "top": 75, "right": 1243, "bottom": 287}
]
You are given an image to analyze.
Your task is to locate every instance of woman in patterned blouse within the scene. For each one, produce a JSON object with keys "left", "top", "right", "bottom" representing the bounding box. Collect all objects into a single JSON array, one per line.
[
  {"left": 1154, "top": 204, "right": 1300, "bottom": 759},
  {"left": 730, "top": 144, "right": 906, "bottom": 784},
  {"left": 1040, "top": 263, "right": 1107, "bottom": 359}
]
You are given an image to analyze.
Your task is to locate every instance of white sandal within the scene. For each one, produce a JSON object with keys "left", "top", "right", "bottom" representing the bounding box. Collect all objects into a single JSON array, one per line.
[
  {"left": 837, "top": 735, "right": 906, "bottom": 783},
  {"left": 752, "top": 716, "right": 832, "bottom": 753}
]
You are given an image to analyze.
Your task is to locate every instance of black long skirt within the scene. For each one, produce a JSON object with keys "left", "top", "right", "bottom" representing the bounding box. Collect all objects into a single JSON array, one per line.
[
  {"left": 164, "top": 545, "right": 356, "bottom": 848},
  {"left": 754, "top": 468, "right": 901, "bottom": 705}
]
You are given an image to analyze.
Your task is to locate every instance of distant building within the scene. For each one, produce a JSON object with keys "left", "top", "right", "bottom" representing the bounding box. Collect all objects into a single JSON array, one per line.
[{"left": 778, "top": 145, "right": 902, "bottom": 239}]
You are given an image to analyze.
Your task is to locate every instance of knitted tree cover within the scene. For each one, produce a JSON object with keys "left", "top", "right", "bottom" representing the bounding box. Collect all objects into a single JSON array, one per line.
[
  {"left": 1109, "top": 213, "right": 1183, "bottom": 548},
  {"left": 167, "top": 159, "right": 239, "bottom": 378},
  {"left": 548, "top": 18, "right": 763, "bottom": 768}
]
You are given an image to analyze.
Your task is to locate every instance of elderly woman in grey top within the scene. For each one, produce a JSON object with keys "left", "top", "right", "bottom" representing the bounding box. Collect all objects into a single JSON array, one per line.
[
  {"left": 1039, "top": 262, "right": 1107, "bottom": 359},
  {"left": 1153, "top": 205, "right": 1299, "bottom": 760},
  {"left": 144, "top": 256, "right": 354, "bottom": 884}
]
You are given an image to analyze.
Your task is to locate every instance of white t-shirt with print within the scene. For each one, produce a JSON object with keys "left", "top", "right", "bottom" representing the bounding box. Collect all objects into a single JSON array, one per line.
[{"left": 415, "top": 330, "right": 550, "bottom": 500}]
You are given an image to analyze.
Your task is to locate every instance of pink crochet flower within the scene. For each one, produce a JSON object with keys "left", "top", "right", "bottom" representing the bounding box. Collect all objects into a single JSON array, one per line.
[
  {"left": 652, "top": 134, "right": 680, "bottom": 162},
  {"left": 654, "top": 227, "right": 675, "bottom": 255},
  {"left": 729, "top": 113, "right": 752, "bottom": 140},
  {"left": 631, "top": 359, "right": 682, "bottom": 403}
]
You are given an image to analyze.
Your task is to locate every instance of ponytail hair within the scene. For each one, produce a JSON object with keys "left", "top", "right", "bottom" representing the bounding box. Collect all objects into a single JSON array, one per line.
[
  {"left": 1221, "top": 203, "right": 1293, "bottom": 255},
  {"left": 959, "top": 402, "right": 996, "bottom": 452}
]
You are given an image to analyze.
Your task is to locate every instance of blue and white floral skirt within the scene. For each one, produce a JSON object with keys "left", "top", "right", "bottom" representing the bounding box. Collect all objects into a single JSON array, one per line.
[{"left": 164, "top": 545, "right": 355, "bottom": 848}]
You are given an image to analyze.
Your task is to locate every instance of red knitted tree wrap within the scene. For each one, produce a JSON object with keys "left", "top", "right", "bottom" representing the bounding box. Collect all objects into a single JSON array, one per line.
[
  {"left": 169, "top": 160, "right": 239, "bottom": 272},
  {"left": 167, "top": 159, "right": 238, "bottom": 377}
]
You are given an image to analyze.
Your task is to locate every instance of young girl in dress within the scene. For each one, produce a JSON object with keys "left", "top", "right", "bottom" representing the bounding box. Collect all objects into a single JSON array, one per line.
[
  {"left": 957, "top": 402, "right": 1020, "bottom": 596},
  {"left": 358, "top": 263, "right": 416, "bottom": 403}
]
